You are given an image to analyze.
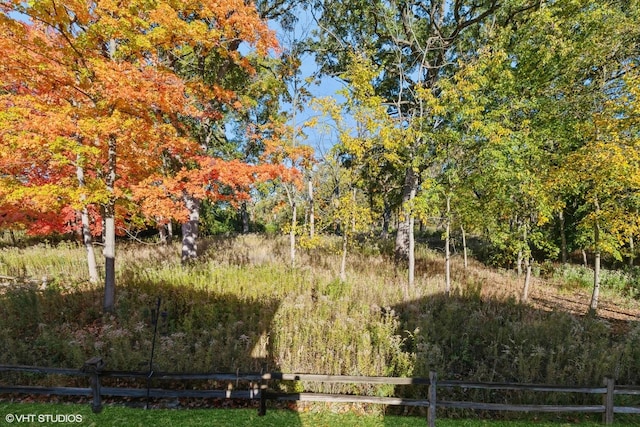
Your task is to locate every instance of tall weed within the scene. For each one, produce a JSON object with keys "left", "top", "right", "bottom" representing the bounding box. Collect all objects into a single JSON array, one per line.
[{"left": 0, "top": 234, "right": 639, "bottom": 409}]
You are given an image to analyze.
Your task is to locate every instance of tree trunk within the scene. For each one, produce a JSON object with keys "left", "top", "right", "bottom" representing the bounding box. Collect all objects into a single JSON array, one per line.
[
  {"left": 381, "top": 201, "right": 391, "bottom": 239},
  {"left": 517, "top": 248, "right": 523, "bottom": 276},
  {"left": 76, "top": 163, "right": 99, "bottom": 284},
  {"left": 514, "top": 215, "right": 522, "bottom": 275},
  {"left": 445, "top": 195, "right": 451, "bottom": 296},
  {"left": 395, "top": 168, "right": 418, "bottom": 262},
  {"left": 520, "top": 225, "right": 531, "bottom": 303},
  {"left": 408, "top": 212, "right": 415, "bottom": 288},
  {"left": 181, "top": 193, "right": 200, "bottom": 264},
  {"left": 559, "top": 210, "right": 568, "bottom": 264},
  {"left": 395, "top": 168, "right": 418, "bottom": 289},
  {"left": 308, "top": 179, "right": 315, "bottom": 239},
  {"left": 522, "top": 255, "right": 532, "bottom": 303},
  {"left": 629, "top": 234, "right": 635, "bottom": 268},
  {"left": 241, "top": 201, "right": 250, "bottom": 234},
  {"left": 340, "top": 232, "right": 348, "bottom": 282},
  {"left": 158, "top": 221, "right": 173, "bottom": 244},
  {"left": 103, "top": 136, "right": 117, "bottom": 313},
  {"left": 351, "top": 187, "right": 357, "bottom": 232},
  {"left": 102, "top": 43, "right": 118, "bottom": 313},
  {"left": 461, "top": 225, "right": 468, "bottom": 269},
  {"left": 582, "top": 249, "right": 588, "bottom": 267},
  {"left": 290, "top": 201, "right": 296, "bottom": 267},
  {"left": 590, "top": 216, "right": 601, "bottom": 314},
  {"left": 158, "top": 223, "right": 167, "bottom": 244},
  {"left": 81, "top": 207, "right": 99, "bottom": 284},
  {"left": 104, "top": 207, "right": 116, "bottom": 312}
]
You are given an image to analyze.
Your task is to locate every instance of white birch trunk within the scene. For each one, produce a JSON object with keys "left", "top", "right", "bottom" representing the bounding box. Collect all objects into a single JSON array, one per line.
[
  {"left": 103, "top": 136, "right": 116, "bottom": 313},
  {"left": 181, "top": 193, "right": 200, "bottom": 263},
  {"left": 76, "top": 163, "right": 99, "bottom": 284}
]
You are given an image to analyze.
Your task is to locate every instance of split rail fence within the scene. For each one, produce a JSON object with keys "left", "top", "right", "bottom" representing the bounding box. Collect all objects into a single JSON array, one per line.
[{"left": 1, "top": 359, "right": 639, "bottom": 425}]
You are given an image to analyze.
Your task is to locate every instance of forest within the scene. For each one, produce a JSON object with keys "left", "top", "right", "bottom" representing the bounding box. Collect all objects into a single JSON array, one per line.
[{"left": 1, "top": 0, "right": 640, "bottom": 314}]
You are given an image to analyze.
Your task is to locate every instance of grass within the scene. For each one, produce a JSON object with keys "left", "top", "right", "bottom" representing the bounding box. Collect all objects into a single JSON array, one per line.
[
  {"left": 0, "top": 402, "right": 631, "bottom": 427},
  {"left": 551, "top": 263, "right": 640, "bottom": 303},
  {"left": 2, "top": 234, "right": 640, "bottom": 421}
]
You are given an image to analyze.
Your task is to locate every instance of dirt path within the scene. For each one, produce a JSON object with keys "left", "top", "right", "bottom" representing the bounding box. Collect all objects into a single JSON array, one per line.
[{"left": 462, "top": 260, "right": 640, "bottom": 330}]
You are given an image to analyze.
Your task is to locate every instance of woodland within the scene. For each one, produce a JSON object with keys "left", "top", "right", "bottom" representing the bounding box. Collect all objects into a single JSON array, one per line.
[
  {"left": 2, "top": 0, "right": 640, "bottom": 313},
  {"left": 0, "top": 0, "right": 639, "bottom": 312}
]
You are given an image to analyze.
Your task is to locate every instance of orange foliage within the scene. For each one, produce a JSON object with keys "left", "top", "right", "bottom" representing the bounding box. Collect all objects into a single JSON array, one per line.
[{"left": 0, "top": 0, "right": 293, "bottom": 235}]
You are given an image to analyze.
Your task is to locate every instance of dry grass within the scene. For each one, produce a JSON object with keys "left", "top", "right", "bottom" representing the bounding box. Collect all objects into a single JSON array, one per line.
[{"left": 2, "top": 233, "right": 640, "bottom": 400}]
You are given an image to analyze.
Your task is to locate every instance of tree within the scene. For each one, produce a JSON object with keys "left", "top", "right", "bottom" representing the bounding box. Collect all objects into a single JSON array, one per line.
[
  {"left": 0, "top": 0, "right": 279, "bottom": 311},
  {"left": 310, "top": 0, "right": 542, "bottom": 288},
  {"left": 561, "top": 68, "right": 640, "bottom": 312},
  {"left": 505, "top": 0, "right": 640, "bottom": 311},
  {"left": 331, "top": 187, "right": 373, "bottom": 281}
]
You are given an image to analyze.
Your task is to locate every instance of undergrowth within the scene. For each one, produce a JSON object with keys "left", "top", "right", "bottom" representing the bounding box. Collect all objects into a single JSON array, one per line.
[
  {"left": 1, "top": 234, "right": 640, "bottom": 412},
  {"left": 552, "top": 263, "right": 640, "bottom": 300}
]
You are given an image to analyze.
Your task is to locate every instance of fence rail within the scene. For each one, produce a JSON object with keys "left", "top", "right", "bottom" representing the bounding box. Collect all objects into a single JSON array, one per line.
[{"left": 0, "top": 361, "right": 638, "bottom": 425}]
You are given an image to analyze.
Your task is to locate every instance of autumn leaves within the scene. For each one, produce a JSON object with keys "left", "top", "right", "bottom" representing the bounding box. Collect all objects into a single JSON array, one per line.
[{"left": 0, "top": 0, "right": 295, "bottom": 309}]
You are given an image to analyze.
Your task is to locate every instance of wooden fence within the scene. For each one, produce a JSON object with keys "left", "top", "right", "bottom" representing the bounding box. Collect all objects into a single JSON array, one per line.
[{"left": 1, "top": 360, "right": 639, "bottom": 425}]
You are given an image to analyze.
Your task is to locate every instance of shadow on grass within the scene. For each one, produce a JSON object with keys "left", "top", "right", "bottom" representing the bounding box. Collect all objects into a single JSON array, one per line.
[
  {"left": 388, "top": 288, "right": 640, "bottom": 423},
  {"left": 3, "top": 265, "right": 640, "bottom": 425},
  {"left": 0, "top": 277, "right": 303, "bottom": 424}
]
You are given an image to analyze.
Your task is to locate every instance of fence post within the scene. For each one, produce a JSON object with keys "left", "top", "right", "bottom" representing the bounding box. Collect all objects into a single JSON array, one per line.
[
  {"left": 428, "top": 371, "right": 437, "bottom": 427},
  {"left": 258, "top": 364, "right": 268, "bottom": 416},
  {"left": 82, "top": 357, "right": 104, "bottom": 414},
  {"left": 604, "top": 376, "right": 615, "bottom": 425}
]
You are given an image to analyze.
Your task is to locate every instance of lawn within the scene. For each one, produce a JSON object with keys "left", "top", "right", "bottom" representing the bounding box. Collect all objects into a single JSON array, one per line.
[{"left": 0, "top": 402, "right": 632, "bottom": 427}]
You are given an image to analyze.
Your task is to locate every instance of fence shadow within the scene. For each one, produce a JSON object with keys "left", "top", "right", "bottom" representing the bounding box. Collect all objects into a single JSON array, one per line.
[{"left": 4, "top": 265, "right": 640, "bottom": 423}]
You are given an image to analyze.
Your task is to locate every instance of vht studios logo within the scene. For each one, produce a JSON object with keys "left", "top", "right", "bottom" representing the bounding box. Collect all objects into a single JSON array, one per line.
[{"left": 5, "top": 413, "right": 83, "bottom": 423}]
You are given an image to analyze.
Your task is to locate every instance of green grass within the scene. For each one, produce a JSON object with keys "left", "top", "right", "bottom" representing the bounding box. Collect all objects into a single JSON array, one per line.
[{"left": 0, "top": 402, "right": 632, "bottom": 427}]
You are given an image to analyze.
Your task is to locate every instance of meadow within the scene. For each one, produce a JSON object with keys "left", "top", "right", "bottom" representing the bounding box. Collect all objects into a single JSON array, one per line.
[{"left": 1, "top": 233, "right": 640, "bottom": 421}]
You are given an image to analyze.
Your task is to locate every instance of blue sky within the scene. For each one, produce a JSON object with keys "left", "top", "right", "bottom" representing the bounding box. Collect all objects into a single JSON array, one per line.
[{"left": 271, "top": 6, "right": 347, "bottom": 157}]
